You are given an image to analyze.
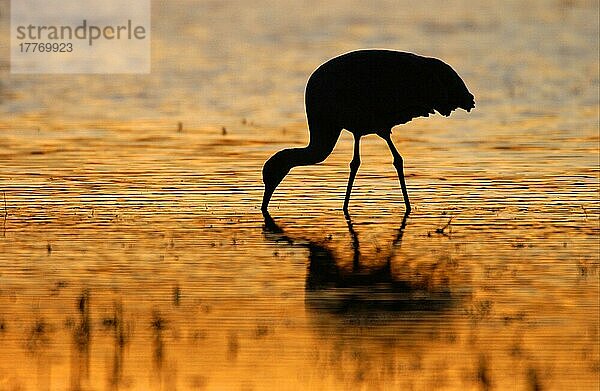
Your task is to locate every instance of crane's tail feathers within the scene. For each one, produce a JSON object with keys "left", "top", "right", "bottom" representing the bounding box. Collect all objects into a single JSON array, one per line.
[
  {"left": 460, "top": 93, "right": 475, "bottom": 112},
  {"left": 428, "top": 58, "right": 475, "bottom": 116},
  {"left": 436, "top": 85, "right": 475, "bottom": 116}
]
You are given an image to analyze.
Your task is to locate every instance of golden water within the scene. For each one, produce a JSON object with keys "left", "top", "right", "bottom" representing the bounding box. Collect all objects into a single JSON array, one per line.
[{"left": 0, "top": 0, "right": 598, "bottom": 390}]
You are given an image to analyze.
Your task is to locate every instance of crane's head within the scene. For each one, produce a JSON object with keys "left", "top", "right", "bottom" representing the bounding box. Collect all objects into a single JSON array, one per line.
[{"left": 261, "top": 150, "right": 292, "bottom": 212}]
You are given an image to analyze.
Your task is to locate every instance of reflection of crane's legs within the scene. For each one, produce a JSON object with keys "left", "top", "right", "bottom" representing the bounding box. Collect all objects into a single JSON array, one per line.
[
  {"left": 382, "top": 134, "right": 411, "bottom": 213},
  {"left": 391, "top": 210, "right": 410, "bottom": 248},
  {"left": 343, "top": 212, "right": 361, "bottom": 271},
  {"left": 343, "top": 135, "right": 362, "bottom": 212}
]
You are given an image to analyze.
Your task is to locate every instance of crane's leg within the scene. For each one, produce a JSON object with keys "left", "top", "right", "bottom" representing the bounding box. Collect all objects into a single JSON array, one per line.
[
  {"left": 382, "top": 134, "right": 411, "bottom": 213},
  {"left": 343, "top": 135, "right": 362, "bottom": 213}
]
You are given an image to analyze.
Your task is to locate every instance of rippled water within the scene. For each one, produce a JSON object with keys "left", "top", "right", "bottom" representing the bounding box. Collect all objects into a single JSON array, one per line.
[{"left": 0, "top": 0, "right": 598, "bottom": 390}]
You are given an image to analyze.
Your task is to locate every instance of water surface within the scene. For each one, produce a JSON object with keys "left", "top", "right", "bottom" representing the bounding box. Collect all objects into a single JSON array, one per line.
[{"left": 0, "top": 0, "right": 598, "bottom": 390}]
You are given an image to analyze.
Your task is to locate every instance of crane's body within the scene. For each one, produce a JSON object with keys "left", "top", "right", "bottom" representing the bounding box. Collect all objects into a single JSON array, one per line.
[
  {"left": 262, "top": 50, "right": 475, "bottom": 214},
  {"left": 306, "top": 50, "right": 474, "bottom": 135}
]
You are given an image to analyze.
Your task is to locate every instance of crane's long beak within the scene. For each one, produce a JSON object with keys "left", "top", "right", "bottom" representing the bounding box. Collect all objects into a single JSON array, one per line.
[{"left": 261, "top": 185, "right": 274, "bottom": 213}]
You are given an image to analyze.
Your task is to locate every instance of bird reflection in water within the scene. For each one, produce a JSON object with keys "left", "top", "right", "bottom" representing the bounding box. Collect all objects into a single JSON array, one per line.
[{"left": 263, "top": 212, "right": 457, "bottom": 319}]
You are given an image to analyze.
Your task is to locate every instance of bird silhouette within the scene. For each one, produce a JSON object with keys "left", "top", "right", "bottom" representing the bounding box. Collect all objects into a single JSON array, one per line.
[{"left": 262, "top": 49, "right": 475, "bottom": 214}]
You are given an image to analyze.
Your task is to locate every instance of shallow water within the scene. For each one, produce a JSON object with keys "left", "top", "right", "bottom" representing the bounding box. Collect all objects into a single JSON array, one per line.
[{"left": 0, "top": 0, "right": 599, "bottom": 390}]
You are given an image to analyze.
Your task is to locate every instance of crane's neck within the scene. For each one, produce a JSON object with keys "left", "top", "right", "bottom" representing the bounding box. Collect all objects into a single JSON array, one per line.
[
  {"left": 261, "top": 131, "right": 340, "bottom": 212},
  {"left": 280, "top": 145, "right": 328, "bottom": 169}
]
